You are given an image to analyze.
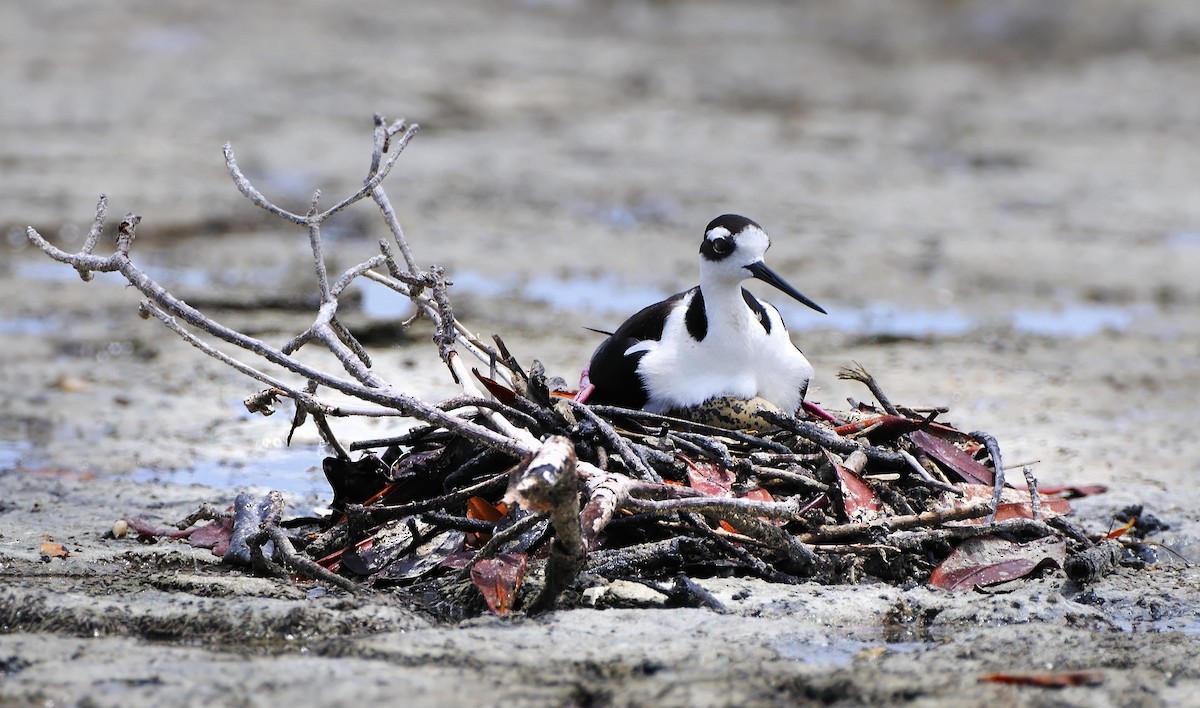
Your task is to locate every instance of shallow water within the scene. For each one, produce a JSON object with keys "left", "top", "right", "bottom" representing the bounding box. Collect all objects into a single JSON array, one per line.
[{"left": 129, "top": 444, "right": 331, "bottom": 500}]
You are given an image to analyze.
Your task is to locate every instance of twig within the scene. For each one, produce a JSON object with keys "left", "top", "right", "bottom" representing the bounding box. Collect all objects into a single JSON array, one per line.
[
  {"left": 1022, "top": 464, "right": 1042, "bottom": 520},
  {"left": 899, "top": 450, "right": 964, "bottom": 497},
  {"left": 252, "top": 523, "right": 360, "bottom": 593},
  {"left": 566, "top": 399, "right": 660, "bottom": 482},
  {"left": 757, "top": 410, "right": 907, "bottom": 467},
  {"left": 970, "top": 431, "right": 1007, "bottom": 523},
  {"left": 882, "top": 517, "right": 1058, "bottom": 549},
  {"left": 1063, "top": 539, "right": 1122, "bottom": 584},
  {"left": 350, "top": 470, "right": 512, "bottom": 525},
  {"left": 590, "top": 404, "right": 793, "bottom": 454},
  {"left": 838, "top": 362, "right": 900, "bottom": 416},
  {"left": 798, "top": 502, "right": 992, "bottom": 544},
  {"left": 681, "top": 513, "right": 799, "bottom": 583},
  {"left": 504, "top": 437, "right": 586, "bottom": 613}
]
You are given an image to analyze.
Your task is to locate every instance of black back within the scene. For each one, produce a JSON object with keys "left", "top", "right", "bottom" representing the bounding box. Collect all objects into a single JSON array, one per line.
[
  {"left": 585, "top": 290, "right": 691, "bottom": 409},
  {"left": 586, "top": 286, "right": 774, "bottom": 409}
]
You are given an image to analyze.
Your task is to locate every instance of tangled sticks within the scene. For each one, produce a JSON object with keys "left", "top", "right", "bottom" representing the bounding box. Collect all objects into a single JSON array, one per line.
[{"left": 28, "top": 115, "right": 1102, "bottom": 616}]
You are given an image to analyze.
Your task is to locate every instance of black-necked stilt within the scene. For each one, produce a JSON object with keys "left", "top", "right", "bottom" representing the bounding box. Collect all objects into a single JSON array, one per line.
[{"left": 577, "top": 214, "right": 826, "bottom": 415}]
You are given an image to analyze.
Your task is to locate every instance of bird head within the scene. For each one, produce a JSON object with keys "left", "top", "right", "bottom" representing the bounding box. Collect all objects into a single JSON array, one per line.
[{"left": 699, "top": 214, "right": 826, "bottom": 315}]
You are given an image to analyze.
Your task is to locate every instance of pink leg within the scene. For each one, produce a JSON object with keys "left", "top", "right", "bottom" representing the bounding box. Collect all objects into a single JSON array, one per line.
[
  {"left": 802, "top": 400, "right": 845, "bottom": 426},
  {"left": 574, "top": 368, "right": 595, "bottom": 403}
]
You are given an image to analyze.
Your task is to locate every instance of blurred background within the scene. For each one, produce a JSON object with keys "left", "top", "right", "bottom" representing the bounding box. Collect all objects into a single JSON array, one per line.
[{"left": 2, "top": 0, "right": 1199, "bottom": 497}]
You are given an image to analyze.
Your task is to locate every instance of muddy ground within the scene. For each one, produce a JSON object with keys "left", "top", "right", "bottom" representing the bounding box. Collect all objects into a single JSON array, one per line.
[{"left": 3, "top": 1, "right": 1200, "bottom": 706}]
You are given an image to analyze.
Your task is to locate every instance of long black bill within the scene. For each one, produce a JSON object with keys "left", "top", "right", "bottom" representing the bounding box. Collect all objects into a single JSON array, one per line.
[{"left": 745, "top": 261, "right": 827, "bottom": 315}]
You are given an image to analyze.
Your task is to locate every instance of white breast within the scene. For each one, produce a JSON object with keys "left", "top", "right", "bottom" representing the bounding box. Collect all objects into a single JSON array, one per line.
[{"left": 635, "top": 291, "right": 812, "bottom": 414}]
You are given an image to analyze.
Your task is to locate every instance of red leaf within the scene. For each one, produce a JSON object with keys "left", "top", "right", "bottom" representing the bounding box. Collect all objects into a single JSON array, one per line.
[
  {"left": 471, "top": 552, "right": 528, "bottom": 616},
  {"left": 941, "top": 485, "right": 1071, "bottom": 523},
  {"left": 124, "top": 517, "right": 197, "bottom": 540},
  {"left": 1032, "top": 483, "right": 1108, "bottom": 499},
  {"left": 825, "top": 450, "right": 881, "bottom": 523},
  {"left": 910, "top": 430, "right": 993, "bottom": 485},
  {"left": 980, "top": 671, "right": 1104, "bottom": 687},
  {"left": 682, "top": 456, "right": 735, "bottom": 497},
  {"left": 467, "top": 496, "right": 505, "bottom": 522},
  {"left": 930, "top": 535, "right": 1066, "bottom": 591},
  {"left": 834, "top": 415, "right": 926, "bottom": 441},
  {"left": 188, "top": 518, "right": 235, "bottom": 554},
  {"left": 472, "top": 369, "right": 517, "bottom": 405},
  {"left": 1103, "top": 516, "right": 1137, "bottom": 540}
]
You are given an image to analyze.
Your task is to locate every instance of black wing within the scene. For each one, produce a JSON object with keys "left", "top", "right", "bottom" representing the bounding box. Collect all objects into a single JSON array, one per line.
[{"left": 585, "top": 289, "right": 692, "bottom": 409}]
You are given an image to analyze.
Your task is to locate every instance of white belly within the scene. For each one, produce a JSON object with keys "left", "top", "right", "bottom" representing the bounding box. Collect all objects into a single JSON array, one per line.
[{"left": 636, "top": 295, "right": 812, "bottom": 414}]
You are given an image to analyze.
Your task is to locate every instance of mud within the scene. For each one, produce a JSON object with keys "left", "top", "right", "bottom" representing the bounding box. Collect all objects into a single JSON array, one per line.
[{"left": 3, "top": 1, "right": 1200, "bottom": 706}]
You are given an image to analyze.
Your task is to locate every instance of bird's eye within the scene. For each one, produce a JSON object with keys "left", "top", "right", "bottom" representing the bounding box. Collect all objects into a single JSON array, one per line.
[{"left": 712, "top": 237, "right": 733, "bottom": 255}]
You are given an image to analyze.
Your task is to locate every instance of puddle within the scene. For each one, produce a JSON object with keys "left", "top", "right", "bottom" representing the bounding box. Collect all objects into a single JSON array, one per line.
[
  {"left": 1165, "top": 231, "right": 1200, "bottom": 249},
  {"left": 493, "top": 271, "right": 1151, "bottom": 340},
  {"left": 0, "top": 440, "right": 29, "bottom": 471},
  {"left": 16, "top": 260, "right": 128, "bottom": 283},
  {"left": 523, "top": 274, "right": 668, "bottom": 315},
  {"left": 19, "top": 252, "right": 1148, "bottom": 341},
  {"left": 0, "top": 316, "right": 58, "bottom": 336},
  {"left": 1010, "top": 304, "right": 1144, "bottom": 338},
  {"left": 358, "top": 280, "right": 416, "bottom": 319},
  {"left": 130, "top": 444, "right": 331, "bottom": 500},
  {"left": 781, "top": 301, "right": 975, "bottom": 338}
]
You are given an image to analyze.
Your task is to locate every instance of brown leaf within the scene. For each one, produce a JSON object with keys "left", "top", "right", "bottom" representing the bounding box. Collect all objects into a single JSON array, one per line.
[
  {"left": 471, "top": 552, "right": 528, "bottom": 616},
  {"left": 930, "top": 535, "right": 1066, "bottom": 591},
  {"left": 910, "top": 430, "right": 993, "bottom": 485},
  {"left": 189, "top": 518, "right": 235, "bottom": 554},
  {"left": 39, "top": 542, "right": 68, "bottom": 558},
  {"left": 979, "top": 671, "right": 1104, "bottom": 687},
  {"left": 1034, "top": 483, "right": 1108, "bottom": 498},
  {"left": 472, "top": 369, "right": 517, "bottom": 405},
  {"left": 682, "top": 456, "right": 735, "bottom": 497},
  {"left": 826, "top": 450, "right": 881, "bottom": 523},
  {"left": 467, "top": 496, "right": 505, "bottom": 522},
  {"left": 375, "top": 530, "right": 467, "bottom": 582},
  {"left": 940, "top": 485, "right": 1071, "bottom": 523}
]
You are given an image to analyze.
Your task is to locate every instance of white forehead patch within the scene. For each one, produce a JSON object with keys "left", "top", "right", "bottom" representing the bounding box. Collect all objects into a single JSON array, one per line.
[{"left": 705, "top": 226, "right": 732, "bottom": 241}]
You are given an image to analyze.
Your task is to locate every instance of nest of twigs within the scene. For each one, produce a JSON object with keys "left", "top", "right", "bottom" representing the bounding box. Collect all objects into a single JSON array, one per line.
[
  {"left": 28, "top": 114, "right": 1125, "bottom": 619},
  {"left": 289, "top": 354, "right": 1086, "bottom": 617}
]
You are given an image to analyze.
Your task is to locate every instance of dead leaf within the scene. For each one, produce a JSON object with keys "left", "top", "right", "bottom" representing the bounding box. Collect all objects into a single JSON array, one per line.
[
  {"left": 930, "top": 535, "right": 1066, "bottom": 591},
  {"left": 1033, "top": 483, "right": 1109, "bottom": 498},
  {"left": 826, "top": 450, "right": 882, "bottom": 523},
  {"left": 1102, "top": 516, "right": 1137, "bottom": 540},
  {"left": 910, "top": 430, "right": 993, "bottom": 485},
  {"left": 939, "top": 485, "right": 1071, "bottom": 523},
  {"left": 375, "top": 530, "right": 466, "bottom": 582},
  {"left": 470, "top": 552, "right": 528, "bottom": 616},
  {"left": 39, "top": 542, "right": 68, "bottom": 558},
  {"left": 342, "top": 517, "right": 423, "bottom": 576},
  {"left": 979, "top": 671, "right": 1104, "bottom": 687},
  {"left": 189, "top": 518, "right": 235, "bottom": 555},
  {"left": 682, "top": 456, "right": 735, "bottom": 496},
  {"left": 467, "top": 496, "right": 505, "bottom": 522},
  {"left": 472, "top": 369, "right": 518, "bottom": 405}
]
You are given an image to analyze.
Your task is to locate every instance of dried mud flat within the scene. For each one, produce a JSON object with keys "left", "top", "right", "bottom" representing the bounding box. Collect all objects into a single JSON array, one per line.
[{"left": 4, "top": 1, "right": 1200, "bottom": 706}]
